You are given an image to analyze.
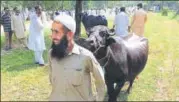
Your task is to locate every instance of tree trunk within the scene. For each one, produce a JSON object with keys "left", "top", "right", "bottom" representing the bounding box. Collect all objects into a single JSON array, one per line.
[
  {"left": 75, "top": 0, "right": 82, "bottom": 38},
  {"left": 61, "top": 1, "right": 64, "bottom": 10},
  {"left": 0, "top": 0, "right": 1, "bottom": 33},
  {"left": 161, "top": 1, "right": 164, "bottom": 10}
]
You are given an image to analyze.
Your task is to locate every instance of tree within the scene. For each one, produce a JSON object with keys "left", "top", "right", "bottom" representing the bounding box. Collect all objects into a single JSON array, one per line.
[
  {"left": 82, "top": 1, "right": 88, "bottom": 11},
  {"left": 1, "top": 1, "right": 23, "bottom": 10},
  {"left": 63, "top": 1, "right": 75, "bottom": 10},
  {"left": 75, "top": 0, "right": 82, "bottom": 38},
  {"left": 43, "top": 1, "right": 64, "bottom": 11},
  {"left": 173, "top": 1, "right": 179, "bottom": 18}
]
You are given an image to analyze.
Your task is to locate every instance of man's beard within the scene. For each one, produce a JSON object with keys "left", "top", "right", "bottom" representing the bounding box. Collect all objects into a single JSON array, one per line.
[{"left": 51, "top": 35, "right": 69, "bottom": 59}]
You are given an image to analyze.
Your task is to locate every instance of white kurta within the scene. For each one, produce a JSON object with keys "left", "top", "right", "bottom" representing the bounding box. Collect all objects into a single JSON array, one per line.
[
  {"left": 11, "top": 14, "right": 26, "bottom": 39},
  {"left": 28, "top": 13, "right": 46, "bottom": 51},
  {"left": 41, "top": 11, "right": 48, "bottom": 27},
  {"left": 114, "top": 12, "right": 129, "bottom": 37}
]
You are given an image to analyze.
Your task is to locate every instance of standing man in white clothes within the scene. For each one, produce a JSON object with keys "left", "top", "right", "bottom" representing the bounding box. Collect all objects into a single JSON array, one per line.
[
  {"left": 113, "top": 7, "right": 130, "bottom": 38},
  {"left": 28, "top": 5, "right": 46, "bottom": 66}
]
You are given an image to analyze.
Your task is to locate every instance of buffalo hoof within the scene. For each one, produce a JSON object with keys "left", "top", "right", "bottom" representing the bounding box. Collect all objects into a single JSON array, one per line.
[{"left": 126, "top": 88, "right": 132, "bottom": 94}]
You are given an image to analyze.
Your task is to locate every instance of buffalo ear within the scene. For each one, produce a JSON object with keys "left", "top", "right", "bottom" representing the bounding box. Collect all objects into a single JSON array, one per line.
[
  {"left": 86, "top": 28, "right": 92, "bottom": 36},
  {"left": 106, "top": 29, "right": 115, "bottom": 36},
  {"left": 106, "top": 37, "right": 116, "bottom": 46},
  {"left": 110, "top": 28, "right": 115, "bottom": 33},
  {"left": 86, "top": 30, "right": 90, "bottom": 36}
]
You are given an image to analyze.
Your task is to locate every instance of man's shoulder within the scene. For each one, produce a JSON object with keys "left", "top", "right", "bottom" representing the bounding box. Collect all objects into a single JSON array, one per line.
[
  {"left": 143, "top": 10, "right": 147, "bottom": 15},
  {"left": 11, "top": 14, "right": 16, "bottom": 19},
  {"left": 138, "top": 9, "right": 147, "bottom": 14},
  {"left": 121, "top": 12, "right": 128, "bottom": 17},
  {"left": 1, "top": 14, "right": 6, "bottom": 19},
  {"left": 77, "top": 44, "right": 94, "bottom": 57},
  {"left": 48, "top": 49, "right": 52, "bottom": 57},
  {"left": 2, "top": 14, "right": 6, "bottom": 17},
  {"left": 77, "top": 44, "right": 99, "bottom": 64},
  {"left": 30, "top": 13, "right": 36, "bottom": 19}
]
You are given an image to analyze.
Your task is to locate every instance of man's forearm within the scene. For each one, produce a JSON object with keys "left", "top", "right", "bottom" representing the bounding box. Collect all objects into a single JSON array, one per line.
[
  {"left": 128, "top": 26, "right": 130, "bottom": 32},
  {"left": 96, "top": 86, "right": 106, "bottom": 101},
  {"left": 113, "top": 25, "right": 115, "bottom": 29}
]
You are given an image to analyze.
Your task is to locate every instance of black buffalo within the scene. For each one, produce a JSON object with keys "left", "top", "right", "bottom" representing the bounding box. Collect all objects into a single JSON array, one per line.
[
  {"left": 80, "top": 13, "right": 108, "bottom": 36},
  {"left": 85, "top": 25, "right": 149, "bottom": 102}
]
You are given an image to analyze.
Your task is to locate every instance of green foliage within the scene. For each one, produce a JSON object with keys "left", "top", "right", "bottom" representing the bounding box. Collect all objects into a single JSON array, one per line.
[
  {"left": 43, "top": 1, "right": 59, "bottom": 11},
  {"left": 82, "top": 1, "right": 107, "bottom": 10},
  {"left": 1, "top": 1, "right": 75, "bottom": 11},
  {"left": 1, "top": 1, "right": 23, "bottom": 10},
  {"left": 162, "top": 7, "right": 169, "bottom": 16},
  {"left": 1, "top": 1, "right": 179, "bottom": 12},
  {"left": 63, "top": 1, "right": 75, "bottom": 10},
  {"left": 107, "top": 1, "right": 116, "bottom": 8},
  {"left": 82, "top": 1, "right": 89, "bottom": 10}
]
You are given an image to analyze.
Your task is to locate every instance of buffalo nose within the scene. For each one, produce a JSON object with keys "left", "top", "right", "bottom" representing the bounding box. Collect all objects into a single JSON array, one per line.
[
  {"left": 89, "top": 40, "right": 94, "bottom": 44},
  {"left": 85, "top": 39, "right": 94, "bottom": 45},
  {"left": 86, "top": 39, "right": 94, "bottom": 44},
  {"left": 85, "top": 38, "right": 91, "bottom": 42}
]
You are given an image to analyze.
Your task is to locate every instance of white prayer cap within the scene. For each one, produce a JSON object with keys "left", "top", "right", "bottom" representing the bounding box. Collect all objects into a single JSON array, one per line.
[{"left": 54, "top": 14, "right": 76, "bottom": 33}]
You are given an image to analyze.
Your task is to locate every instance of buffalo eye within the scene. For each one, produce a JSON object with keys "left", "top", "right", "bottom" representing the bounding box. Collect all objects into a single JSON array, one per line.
[{"left": 99, "top": 31, "right": 105, "bottom": 37}]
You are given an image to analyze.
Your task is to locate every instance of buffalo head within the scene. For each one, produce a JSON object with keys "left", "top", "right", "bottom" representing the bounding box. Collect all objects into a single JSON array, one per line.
[{"left": 86, "top": 25, "right": 115, "bottom": 50}]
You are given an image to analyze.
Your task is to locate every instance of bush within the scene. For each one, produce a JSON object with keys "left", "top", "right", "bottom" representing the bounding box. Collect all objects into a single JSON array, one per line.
[
  {"left": 172, "top": 10, "right": 179, "bottom": 19},
  {"left": 161, "top": 7, "right": 169, "bottom": 16}
]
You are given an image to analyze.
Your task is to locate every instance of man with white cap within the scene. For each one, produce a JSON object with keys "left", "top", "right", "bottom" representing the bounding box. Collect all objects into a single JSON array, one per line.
[{"left": 48, "top": 14, "right": 106, "bottom": 101}]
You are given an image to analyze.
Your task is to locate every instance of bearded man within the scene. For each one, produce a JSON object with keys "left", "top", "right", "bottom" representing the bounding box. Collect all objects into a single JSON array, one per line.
[{"left": 48, "top": 14, "right": 106, "bottom": 101}]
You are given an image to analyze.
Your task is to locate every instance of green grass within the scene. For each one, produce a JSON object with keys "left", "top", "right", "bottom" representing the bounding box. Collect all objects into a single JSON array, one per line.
[{"left": 1, "top": 12, "right": 179, "bottom": 101}]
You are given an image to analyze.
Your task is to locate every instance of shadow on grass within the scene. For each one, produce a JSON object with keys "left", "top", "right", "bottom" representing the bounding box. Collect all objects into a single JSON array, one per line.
[
  {"left": 5, "top": 62, "right": 40, "bottom": 72},
  {"left": 103, "top": 90, "right": 129, "bottom": 101},
  {"left": 1, "top": 48, "right": 46, "bottom": 73},
  {"left": 118, "top": 91, "right": 129, "bottom": 101}
]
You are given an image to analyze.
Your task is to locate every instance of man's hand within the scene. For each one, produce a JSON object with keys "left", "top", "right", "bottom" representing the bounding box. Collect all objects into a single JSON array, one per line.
[
  {"left": 128, "top": 26, "right": 131, "bottom": 32},
  {"left": 110, "top": 28, "right": 115, "bottom": 32},
  {"left": 11, "top": 30, "right": 14, "bottom": 33},
  {"left": 113, "top": 25, "right": 115, "bottom": 29}
]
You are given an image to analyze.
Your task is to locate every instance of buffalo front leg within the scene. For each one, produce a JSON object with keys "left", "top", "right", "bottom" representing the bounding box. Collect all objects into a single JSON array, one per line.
[
  {"left": 126, "top": 79, "right": 134, "bottom": 94},
  {"left": 105, "top": 75, "right": 115, "bottom": 102},
  {"left": 106, "top": 81, "right": 115, "bottom": 102},
  {"left": 111, "top": 80, "right": 125, "bottom": 101}
]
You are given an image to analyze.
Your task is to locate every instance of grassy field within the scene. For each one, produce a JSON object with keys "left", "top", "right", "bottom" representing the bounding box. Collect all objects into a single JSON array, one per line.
[{"left": 1, "top": 12, "right": 179, "bottom": 101}]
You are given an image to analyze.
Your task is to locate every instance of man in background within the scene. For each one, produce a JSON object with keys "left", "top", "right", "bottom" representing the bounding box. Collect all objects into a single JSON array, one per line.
[
  {"left": 11, "top": 7, "right": 27, "bottom": 49},
  {"left": 131, "top": 3, "right": 147, "bottom": 36},
  {"left": 113, "top": 7, "right": 130, "bottom": 38},
  {"left": 1, "top": 7, "right": 13, "bottom": 50},
  {"left": 28, "top": 6, "right": 46, "bottom": 66}
]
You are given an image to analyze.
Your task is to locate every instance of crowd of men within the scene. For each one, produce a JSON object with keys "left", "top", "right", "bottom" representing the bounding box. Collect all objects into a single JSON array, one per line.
[
  {"left": 52, "top": 7, "right": 137, "bottom": 19},
  {"left": 1, "top": 3, "right": 148, "bottom": 101},
  {"left": 1, "top": 6, "right": 47, "bottom": 66}
]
